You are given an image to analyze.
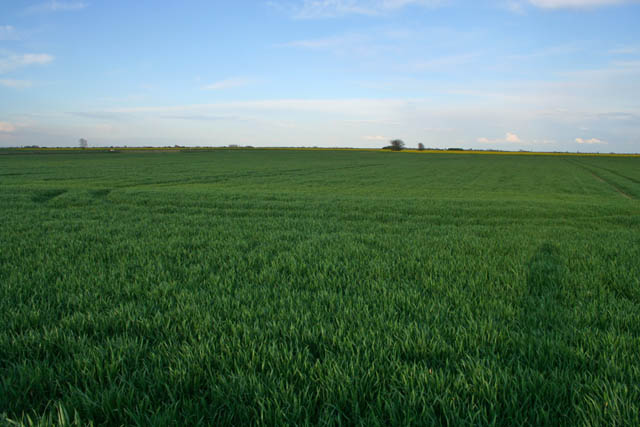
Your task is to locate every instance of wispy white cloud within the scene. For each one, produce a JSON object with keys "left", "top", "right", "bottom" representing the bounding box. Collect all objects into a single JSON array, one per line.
[
  {"left": 67, "top": 111, "right": 129, "bottom": 120},
  {"left": 477, "top": 132, "right": 523, "bottom": 144},
  {"left": 203, "top": 77, "right": 252, "bottom": 90},
  {"left": 0, "top": 79, "right": 33, "bottom": 88},
  {"left": 507, "top": 44, "right": 579, "bottom": 60},
  {"left": 505, "top": 0, "right": 637, "bottom": 12},
  {"left": 505, "top": 132, "right": 522, "bottom": 143},
  {"left": 505, "top": 0, "right": 527, "bottom": 13},
  {"left": 25, "top": 1, "right": 87, "bottom": 13},
  {"left": 281, "top": 30, "right": 480, "bottom": 69},
  {"left": 280, "top": 33, "right": 367, "bottom": 49},
  {"left": 608, "top": 46, "right": 639, "bottom": 55},
  {"left": 424, "top": 126, "right": 454, "bottom": 132},
  {"left": 532, "top": 139, "right": 557, "bottom": 145},
  {"left": 528, "top": 0, "right": 634, "bottom": 8},
  {"left": 160, "top": 114, "right": 247, "bottom": 122},
  {"left": 0, "top": 121, "right": 16, "bottom": 132},
  {"left": 0, "top": 53, "right": 54, "bottom": 74},
  {"left": 408, "top": 52, "right": 481, "bottom": 71},
  {"left": 575, "top": 137, "right": 606, "bottom": 144},
  {"left": 363, "top": 135, "right": 388, "bottom": 140},
  {"left": 0, "top": 25, "right": 19, "bottom": 41},
  {"left": 344, "top": 119, "right": 401, "bottom": 125},
  {"left": 280, "top": 31, "right": 405, "bottom": 60},
  {"left": 106, "top": 98, "right": 413, "bottom": 116},
  {"left": 596, "top": 111, "right": 639, "bottom": 121},
  {"left": 280, "top": 32, "right": 398, "bottom": 60},
  {"left": 280, "top": 25, "right": 484, "bottom": 71},
  {"left": 274, "top": 0, "right": 443, "bottom": 19}
]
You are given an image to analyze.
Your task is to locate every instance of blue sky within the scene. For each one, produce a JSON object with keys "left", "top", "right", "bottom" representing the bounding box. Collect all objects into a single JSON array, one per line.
[{"left": 1, "top": 0, "right": 639, "bottom": 152}]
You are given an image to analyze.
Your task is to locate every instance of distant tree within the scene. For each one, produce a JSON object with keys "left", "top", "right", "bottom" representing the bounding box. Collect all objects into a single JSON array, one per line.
[
  {"left": 390, "top": 139, "right": 405, "bottom": 151},
  {"left": 418, "top": 143, "right": 425, "bottom": 151},
  {"left": 79, "top": 138, "right": 88, "bottom": 149}
]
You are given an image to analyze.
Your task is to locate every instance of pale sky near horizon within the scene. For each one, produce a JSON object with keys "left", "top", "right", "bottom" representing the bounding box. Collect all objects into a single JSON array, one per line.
[{"left": 1, "top": 0, "right": 639, "bottom": 152}]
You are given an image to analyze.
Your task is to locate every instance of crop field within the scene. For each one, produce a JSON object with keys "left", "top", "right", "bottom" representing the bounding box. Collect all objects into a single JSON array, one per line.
[{"left": 1, "top": 149, "right": 639, "bottom": 425}]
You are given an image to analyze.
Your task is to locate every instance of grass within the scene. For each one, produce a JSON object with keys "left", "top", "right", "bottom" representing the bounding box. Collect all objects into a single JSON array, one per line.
[{"left": 1, "top": 149, "right": 639, "bottom": 425}]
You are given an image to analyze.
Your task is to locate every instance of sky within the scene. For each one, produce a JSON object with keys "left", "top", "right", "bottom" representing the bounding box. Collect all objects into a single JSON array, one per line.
[{"left": 1, "top": 0, "right": 639, "bottom": 152}]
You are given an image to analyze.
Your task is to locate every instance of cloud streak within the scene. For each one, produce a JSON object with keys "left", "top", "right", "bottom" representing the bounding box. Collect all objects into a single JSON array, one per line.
[
  {"left": 160, "top": 114, "right": 246, "bottom": 122},
  {"left": 25, "top": 1, "right": 87, "bottom": 13},
  {"left": 0, "top": 53, "right": 54, "bottom": 74},
  {"left": 203, "top": 78, "right": 252, "bottom": 90},
  {"left": 505, "top": 0, "right": 638, "bottom": 12},
  {"left": 0, "top": 25, "right": 19, "bottom": 41},
  {"left": 575, "top": 137, "right": 606, "bottom": 144},
  {"left": 408, "top": 52, "right": 481, "bottom": 71},
  {"left": 0, "top": 122, "right": 16, "bottom": 132},
  {"left": 608, "top": 46, "right": 639, "bottom": 55},
  {"left": 528, "top": 0, "right": 635, "bottom": 8},
  {"left": 67, "top": 111, "right": 129, "bottom": 120},
  {"left": 477, "top": 132, "right": 524, "bottom": 144},
  {"left": 505, "top": 132, "right": 522, "bottom": 143},
  {"left": 0, "top": 79, "right": 33, "bottom": 88},
  {"left": 276, "top": 0, "right": 443, "bottom": 19},
  {"left": 280, "top": 33, "right": 366, "bottom": 49}
]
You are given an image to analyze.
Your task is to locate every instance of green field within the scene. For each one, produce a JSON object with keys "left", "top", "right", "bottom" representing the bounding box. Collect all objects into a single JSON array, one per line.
[{"left": 1, "top": 149, "right": 639, "bottom": 425}]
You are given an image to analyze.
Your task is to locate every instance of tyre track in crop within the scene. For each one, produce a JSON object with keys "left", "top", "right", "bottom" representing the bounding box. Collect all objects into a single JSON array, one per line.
[
  {"left": 566, "top": 159, "right": 634, "bottom": 200},
  {"left": 582, "top": 163, "right": 640, "bottom": 185}
]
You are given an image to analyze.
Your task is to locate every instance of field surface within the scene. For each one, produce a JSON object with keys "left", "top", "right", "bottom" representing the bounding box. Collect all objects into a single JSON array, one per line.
[{"left": 1, "top": 149, "right": 639, "bottom": 425}]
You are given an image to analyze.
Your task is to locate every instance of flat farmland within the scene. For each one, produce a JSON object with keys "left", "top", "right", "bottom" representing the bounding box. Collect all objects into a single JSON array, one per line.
[{"left": 1, "top": 149, "right": 639, "bottom": 425}]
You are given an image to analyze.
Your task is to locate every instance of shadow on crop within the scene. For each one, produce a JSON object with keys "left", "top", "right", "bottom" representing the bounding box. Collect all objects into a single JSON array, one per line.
[
  {"left": 527, "top": 243, "right": 565, "bottom": 299},
  {"left": 88, "top": 188, "right": 112, "bottom": 199},
  {"left": 31, "top": 189, "right": 67, "bottom": 204},
  {"left": 506, "top": 243, "right": 581, "bottom": 422},
  {"left": 522, "top": 243, "right": 568, "bottom": 331}
]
